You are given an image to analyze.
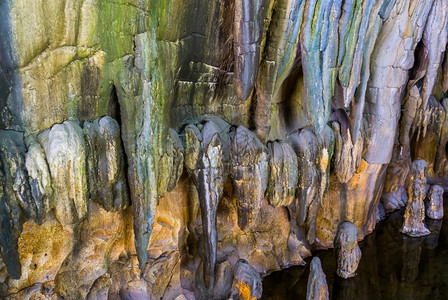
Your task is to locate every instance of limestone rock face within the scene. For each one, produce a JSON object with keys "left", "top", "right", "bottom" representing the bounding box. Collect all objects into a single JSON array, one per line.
[
  {"left": 158, "top": 128, "right": 184, "bottom": 197},
  {"left": 25, "top": 138, "right": 53, "bottom": 222},
  {"left": 434, "top": 99, "right": 448, "bottom": 177},
  {"left": 331, "top": 121, "right": 363, "bottom": 184},
  {"left": 401, "top": 160, "right": 431, "bottom": 237},
  {"left": 306, "top": 257, "right": 329, "bottom": 300},
  {"left": 1, "top": 0, "right": 448, "bottom": 298},
  {"left": 0, "top": 130, "right": 32, "bottom": 279},
  {"left": 184, "top": 118, "right": 231, "bottom": 290},
  {"left": 335, "top": 222, "right": 362, "bottom": 279},
  {"left": 231, "top": 259, "right": 262, "bottom": 300},
  {"left": 84, "top": 116, "right": 129, "bottom": 212},
  {"left": 290, "top": 126, "right": 334, "bottom": 244},
  {"left": 266, "top": 141, "right": 298, "bottom": 207},
  {"left": 426, "top": 185, "right": 444, "bottom": 220},
  {"left": 213, "top": 261, "right": 233, "bottom": 300},
  {"left": 39, "top": 120, "right": 88, "bottom": 225},
  {"left": 230, "top": 125, "right": 269, "bottom": 231},
  {"left": 233, "top": 0, "right": 266, "bottom": 101},
  {"left": 290, "top": 129, "right": 319, "bottom": 228},
  {"left": 300, "top": 0, "right": 342, "bottom": 134}
]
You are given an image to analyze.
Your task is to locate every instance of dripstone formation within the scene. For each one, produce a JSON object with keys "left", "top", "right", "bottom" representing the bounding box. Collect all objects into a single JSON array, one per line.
[
  {"left": 335, "top": 222, "right": 362, "bottom": 279},
  {"left": 401, "top": 160, "right": 431, "bottom": 237},
  {"left": 0, "top": 0, "right": 447, "bottom": 299},
  {"left": 426, "top": 185, "right": 444, "bottom": 220},
  {"left": 306, "top": 257, "right": 329, "bottom": 300}
]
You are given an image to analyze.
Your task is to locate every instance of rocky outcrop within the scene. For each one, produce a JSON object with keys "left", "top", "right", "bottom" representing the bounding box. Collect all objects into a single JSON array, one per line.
[
  {"left": 84, "top": 116, "right": 129, "bottom": 212},
  {"left": 401, "top": 160, "right": 430, "bottom": 237},
  {"left": 335, "top": 222, "right": 361, "bottom": 279},
  {"left": 0, "top": 131, "right": 31, "bottom": 279},
  {"left": 233, "top": 0, "right": 266, "bottom": 101},
  {"left": 184, "top": 118, "right": 231, "bottom": 290},
  {"left": 0, "top": 0, "right": 448, "bottom": 298},
  {"left": 158, "top": 128, "right": 184, "bottom": 197},
  {"left": 426, "top": 185, "right": 444, "bottom": 220},
  {"left": 266, "top": 141, "right": 298, "bottom": 207},
  {"left": 230, "top": 125, "right": 269, "bottom": 231},
  {"left": 231, "top": 259, "right": 262, "bottom": 300},
  {"left": 39, "top": 120, "right": 88, "bottom": 226},
  {"left": 290, "top": 126, "right": 334, "bottom": 244},
  {"left": 306, "top": 257, "right": 329, "bottom": 300},
  {"left": 24, "top": 138, "right": 53, "bottom": 222}
]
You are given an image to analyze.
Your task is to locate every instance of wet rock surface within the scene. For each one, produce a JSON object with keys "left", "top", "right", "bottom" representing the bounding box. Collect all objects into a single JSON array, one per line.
[
  {"left": 306, "top": 257, "right": 329, "bottom": 300},
  {"left": 231, "top": 125, "right": 269, "bottom": 231},
  {"left": 231, "top": 259, "right": 263, "bottom": 300},
  {"left": 0, "top": 130, "right": 31, "bottom": 279},
  {"left": 401, "top": 160, "right": 431, "bottom": 237},
  {"left": 39, "top": 120, "right": 88, "bottom": 225},
  {"left": 184, "top": 118, "right": 231, "bottom": 290},
  {"left": 1, "top": 0, "right": 448, "bottom": 298},
  {"left": 335, "top": 222, "right": 362, "bottom": 279},
  {"left": 263, "top": 197, "right": 448, "bottom": 300},
  {"left": 84, "top": 116, "right": 129, "bottom": 212},
  {"left": 426, "top": 185, "right": 444, "bottom": 220},
  {"left": 158, "top": 128, "right": 184, "bottom": 197},
  {"left": 266, "top": 141, "right": 298, "bottom": 207}
]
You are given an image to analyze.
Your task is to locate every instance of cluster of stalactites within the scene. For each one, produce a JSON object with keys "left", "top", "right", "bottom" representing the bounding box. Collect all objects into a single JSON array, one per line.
[
  {"left": 173, "top": 115, "right": 338, "bottom": 289},
  {"left": 0, "top": 117, "right": 129, "bottom": 279}
]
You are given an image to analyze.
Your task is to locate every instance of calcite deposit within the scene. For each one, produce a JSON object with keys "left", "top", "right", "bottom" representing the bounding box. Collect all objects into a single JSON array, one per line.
[
  {"left": 0, "top": 0, "right": 447, "bottom": 298},
  {"left": 306, "top": 257, "right": 329, "bottom": 300},
  {"left": 335, "top": 222, "right": 362, "bottom": 279},
  {"left": 401, "top": 160, "right": 431, "bottom": 237},
  {"left": 426, "top": 185, "right": 444, "bottom": 220}
]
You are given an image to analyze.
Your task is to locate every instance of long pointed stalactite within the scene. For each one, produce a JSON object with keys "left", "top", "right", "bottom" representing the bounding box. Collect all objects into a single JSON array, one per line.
[{"left": 0, "top": 0, "right": 447, "bottom": 298}]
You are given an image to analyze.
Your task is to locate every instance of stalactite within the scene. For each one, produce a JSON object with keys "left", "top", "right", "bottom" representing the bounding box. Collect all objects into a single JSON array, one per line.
[{"left": 230, "top": 125, "right": 269, "bottom": 231}]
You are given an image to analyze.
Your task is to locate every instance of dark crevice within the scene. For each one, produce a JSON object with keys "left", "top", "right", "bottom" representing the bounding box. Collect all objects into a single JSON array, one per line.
[
  {"left": 216, "top": 0, "right": 235, "bottom": 97},
  {"left": 445, "top": 142, "right": 448, "bottom": 159},
  {"left": 108, "top": 85, "right": 121, "bottom": 122},
  {"left": 108, "top": 84, "right": 131, "bottom": 207}
]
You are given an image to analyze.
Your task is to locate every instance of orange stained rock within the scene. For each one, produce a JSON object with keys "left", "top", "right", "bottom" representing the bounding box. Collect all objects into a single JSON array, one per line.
[{"left": 236, "top": 281, "right": 256, "bottom": 300}]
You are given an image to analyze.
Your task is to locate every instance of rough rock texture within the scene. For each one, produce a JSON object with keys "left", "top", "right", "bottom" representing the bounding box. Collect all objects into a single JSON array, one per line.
[
  {"left": 84, "top": 116, "right": 129, "bottom": 212},
  {"left": 213, "top": 261, "right": 233, "bottom": 300},
  {"left": 266, "top": 141, "right": 298, "bottom": 207},
  {"left": 290, "top": 126, "right": 334, "bottom": 244},
  {"left": 0, "top": 0, "right": 448, "bottom": 298},
  {"left": 230, "top": 125, "right": 269, "bottom": 231},
  {"left": 0, "top": 130, "right": 31, "bottom": 279},
  {"left": 39, "top": 120, "right": 88, "bottom": 226},
  {"left": 158, "top": 128, "right": 184, "bottom": 197},
  {"left": 184, "top": 118, "right": 232, "bottom": 291},
  {"left": 426, "top": 185, "right": 444, "bottom": 220},
  {"left": 231, "top": 259, "right": 262, "bottom": 300},
  {"left": 24, "top": 138, "right": 53, "bottom": 222},
  {"left": 401, "top": 160, "right": 431, "bottom": 237},
  {"left": 306, "top": 257, "right": 329, "bottom": 300},
  {"left": 335, "top": 222, "right": 361, "bottom": 279}
]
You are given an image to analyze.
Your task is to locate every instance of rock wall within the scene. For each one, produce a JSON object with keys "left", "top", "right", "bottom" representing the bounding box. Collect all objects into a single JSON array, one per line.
[{"left": 0, "top": 0, "right": 447, "bottom": 299}]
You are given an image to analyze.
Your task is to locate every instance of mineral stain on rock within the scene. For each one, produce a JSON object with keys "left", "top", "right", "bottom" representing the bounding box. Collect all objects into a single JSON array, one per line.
[{"left": 0, "top": 0, "right": 447, "bottom": 299}]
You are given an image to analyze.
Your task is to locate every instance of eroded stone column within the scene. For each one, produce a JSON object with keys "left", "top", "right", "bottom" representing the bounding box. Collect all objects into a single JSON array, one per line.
[
  {"left": 230, "top": 125, "right": 269, "bottom": 231},
  {"left": 306, "top": 257, "right": 329, "bottom": 300},
  {"left": 335, "top": 221, "right": 361, "bottom": 279},
  {"left": 401, "top": 160, "right": 430, "bottom": 237},
  {"left": 184, "top": 118, "right": 231, "bottom": 290},
  {"left": 231, "top": 259, "right": 262, "bottom": 300},
  {"left": 426, "top": 185, "right": 444, "bottom": 220}
]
